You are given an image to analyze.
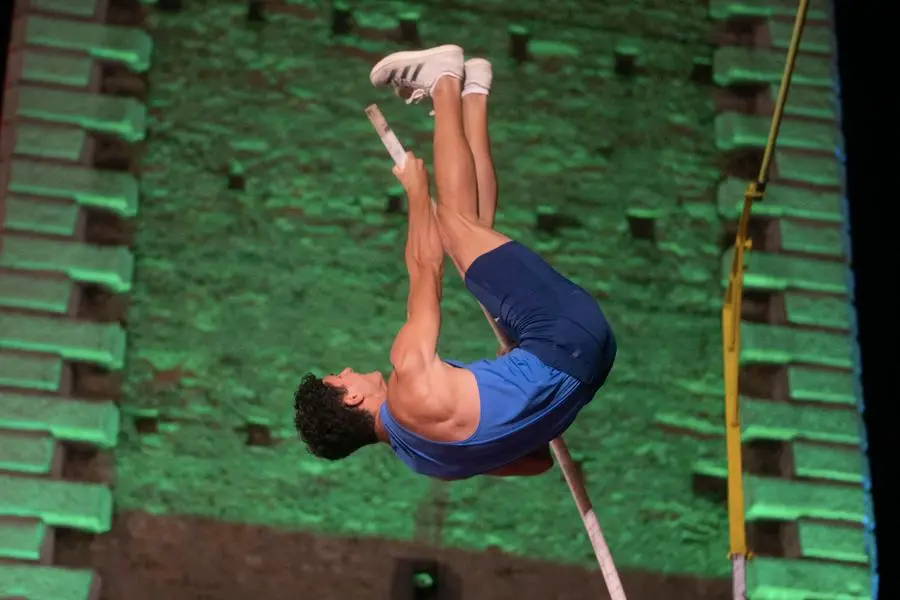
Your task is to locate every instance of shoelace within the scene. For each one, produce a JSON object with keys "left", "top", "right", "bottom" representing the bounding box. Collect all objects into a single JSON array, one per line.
[
  {"left": 406, "top": 88, "right": 428, "bottom": 105},
  {"left": 392, "top": 84, "right": 434, "bottom": 115},
  {"left": 392, "top": 85, "right": 428, "bottom": 105}
]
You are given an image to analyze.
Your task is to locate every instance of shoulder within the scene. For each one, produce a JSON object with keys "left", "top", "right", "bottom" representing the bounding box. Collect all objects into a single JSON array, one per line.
[{"left": 386, "top": 362, "right": 456, "bottom": 424}]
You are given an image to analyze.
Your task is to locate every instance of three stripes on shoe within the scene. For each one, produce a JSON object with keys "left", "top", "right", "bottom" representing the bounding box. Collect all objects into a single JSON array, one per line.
[{"left": 387, "top": 63, "right": 424, "bottom": 85}]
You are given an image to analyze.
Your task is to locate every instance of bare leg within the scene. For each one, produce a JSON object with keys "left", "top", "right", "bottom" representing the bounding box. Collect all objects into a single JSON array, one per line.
[
  {"left": 462, "top": 93, "right": 498, "bottom": 228},
  {"left": 431, "top": 77, "right": 478, "bottom": 220},
  {"left": 461, "top": 94, "right": 514, "bottom": 351},
  {"left": 432, "top": 78, "right": 510, "bottom": 274},
  {"left": 433, "top": 80, "right": 514, "bottom": 350}
]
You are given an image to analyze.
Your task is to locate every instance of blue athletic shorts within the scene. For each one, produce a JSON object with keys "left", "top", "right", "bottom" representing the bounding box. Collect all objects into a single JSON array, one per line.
[{"left": 463, "top": 240, "right": 617, "bottom": 387}]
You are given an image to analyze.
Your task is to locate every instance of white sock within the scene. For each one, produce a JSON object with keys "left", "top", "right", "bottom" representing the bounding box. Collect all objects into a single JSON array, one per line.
[{"left": 462, "top": 82, "right": 490, "bottom": 97}]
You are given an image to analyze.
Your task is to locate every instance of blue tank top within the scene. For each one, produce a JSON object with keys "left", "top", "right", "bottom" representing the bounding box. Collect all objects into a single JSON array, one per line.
[{"left": 379, "top": 348, "right": 593, "bottom": 479}]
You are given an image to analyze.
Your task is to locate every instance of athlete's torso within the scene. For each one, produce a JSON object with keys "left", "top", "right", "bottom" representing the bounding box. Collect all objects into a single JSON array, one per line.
[{"left": 380, "top": 348, "right": 599, "bottom": 479}]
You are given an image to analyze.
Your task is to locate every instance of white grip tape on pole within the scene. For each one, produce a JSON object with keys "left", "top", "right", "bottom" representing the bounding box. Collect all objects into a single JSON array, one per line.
[{"left": 365, "top": 104, "right": 407, "bottom": 167}]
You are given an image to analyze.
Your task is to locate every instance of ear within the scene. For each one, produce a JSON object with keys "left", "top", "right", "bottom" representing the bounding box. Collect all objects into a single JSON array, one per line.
[{"left": 345, "top": 388, "right": 364, "bottom": 407}]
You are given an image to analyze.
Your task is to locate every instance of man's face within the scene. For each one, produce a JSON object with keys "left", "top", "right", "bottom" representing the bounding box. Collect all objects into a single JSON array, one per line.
[{"left": 323, "top": 368, "right": 387, "bottom": 412}]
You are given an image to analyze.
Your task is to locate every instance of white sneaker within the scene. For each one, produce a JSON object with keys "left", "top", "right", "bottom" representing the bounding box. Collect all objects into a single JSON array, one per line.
[
  {"left": 463, "top": 58, "right": 492, "bottom": 96},
  {"left": 369, "top": 44, "right": 464, "bottom": 104}
]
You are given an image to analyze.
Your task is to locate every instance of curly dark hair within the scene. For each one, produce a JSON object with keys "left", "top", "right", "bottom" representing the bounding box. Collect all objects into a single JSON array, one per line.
[{"left": 293, "top": 373, "right": 379, "bottom": 460}]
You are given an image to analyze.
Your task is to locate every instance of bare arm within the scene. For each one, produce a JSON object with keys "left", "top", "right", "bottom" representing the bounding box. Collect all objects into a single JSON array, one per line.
[
  {"left": 390, "top": 262, "right": 442, "bottom": 372},
  {"left": 485, "top": 445, "right": 553, "bottom": 477},
  {"left": 438, "top": 447, "right": 552, "bottom": 480},
  {"left": 389, "top": 156, "right": 445, "bottom": 374}
]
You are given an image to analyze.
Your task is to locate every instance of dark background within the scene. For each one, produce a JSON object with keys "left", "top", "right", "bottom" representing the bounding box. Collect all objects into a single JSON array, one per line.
[
  {"left": 0, "top": 0, "right": 890, "bottom": 596},
  {"left": 828, "top": 4, "right": 891, "bottom": 597}
]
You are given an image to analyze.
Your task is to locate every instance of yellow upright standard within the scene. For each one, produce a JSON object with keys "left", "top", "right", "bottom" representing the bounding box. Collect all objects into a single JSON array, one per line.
[
  {"left": 720, "top": 1, "right": 811, "bottom": 598},
  {"left": 722, "top": 180, "right": 759, "bottom": 599}
]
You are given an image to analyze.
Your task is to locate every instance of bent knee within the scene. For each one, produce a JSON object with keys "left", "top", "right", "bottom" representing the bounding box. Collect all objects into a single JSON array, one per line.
[
  {"left": 435, "top": 206, "right": 480, "bottom": 244},
  {"left": 435, "top": 209, "right": 511, "bottom": 275}
]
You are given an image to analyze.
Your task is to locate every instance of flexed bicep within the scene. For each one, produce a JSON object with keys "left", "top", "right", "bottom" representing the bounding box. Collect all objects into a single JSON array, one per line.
[{"left": 390, "top": 264, "right": 443, "bottom": 373}]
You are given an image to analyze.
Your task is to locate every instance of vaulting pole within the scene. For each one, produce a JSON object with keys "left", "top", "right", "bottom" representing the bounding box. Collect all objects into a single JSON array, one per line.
[{"left": 366, "top": 104, "right": 628, "bottom": 599}]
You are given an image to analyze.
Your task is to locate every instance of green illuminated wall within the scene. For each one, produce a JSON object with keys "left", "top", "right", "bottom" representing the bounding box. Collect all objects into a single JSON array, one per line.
[
  {"left": 118, "top": 0, "right": 728, "bottom": 576},
  {"left": 0, "top": 1, "right": 869, "bottom": 598}
]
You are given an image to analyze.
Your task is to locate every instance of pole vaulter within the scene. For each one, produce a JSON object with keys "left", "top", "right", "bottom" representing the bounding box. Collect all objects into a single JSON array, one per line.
[{"left": 294, "top": 46, "right": 625, "bottom": 599}]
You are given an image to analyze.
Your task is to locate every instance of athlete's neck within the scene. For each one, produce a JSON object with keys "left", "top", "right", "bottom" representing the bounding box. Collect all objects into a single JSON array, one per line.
[{"left": 374, "top": 404, "right": 389, "bottom": 442}]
